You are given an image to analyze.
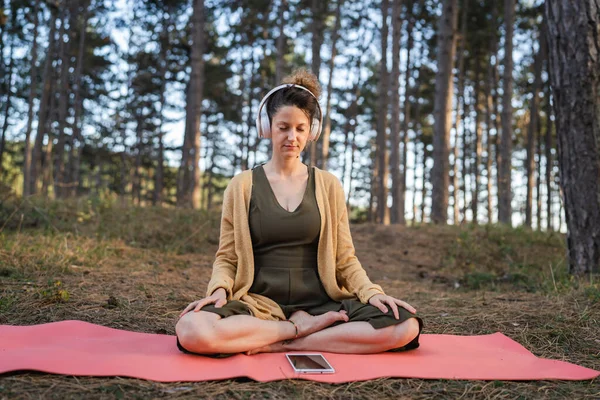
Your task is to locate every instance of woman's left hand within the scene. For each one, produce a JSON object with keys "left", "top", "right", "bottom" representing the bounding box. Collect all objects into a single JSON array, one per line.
[{"left": 369, "top": 294, "right": 417, "bottom": 319}]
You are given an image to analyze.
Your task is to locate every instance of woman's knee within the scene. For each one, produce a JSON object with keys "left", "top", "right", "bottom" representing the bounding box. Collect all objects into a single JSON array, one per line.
[
  {"left": 176, "top": 311, "right": 220, "bottom": 352},
  {"left": 392, "top": 318, "right": 420, "bottom": 347}
]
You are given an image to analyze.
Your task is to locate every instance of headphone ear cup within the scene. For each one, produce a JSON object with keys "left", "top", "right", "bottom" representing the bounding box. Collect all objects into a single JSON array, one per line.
[
  {"left": 310, "top": 118, "right": 321, "bottom": 141},
  {"left": 260, "top": 107, "right": 271, "bottom": 139}
]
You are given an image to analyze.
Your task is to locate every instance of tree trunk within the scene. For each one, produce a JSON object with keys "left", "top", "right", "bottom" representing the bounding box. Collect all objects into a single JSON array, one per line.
[
  {"left": 545, "top": 1, "right": 600, "bottom": 274},
  {"left": 498, "top": 0, "right": 515, "bottom": 225},
  {"left": 346, "top": 137, "right": 357, "bottom": 213},
  {"left": 485, "top": 53, "right": 494, "bottom": 223},
  {"left": 0, "top": 7, "right": 16, "bottom": 178},
  {"left": 341, "top": 75, "right": 362, "bottom": 191},
  {"left": 525, "top": 21, "right": 546, "bottom": 228},
  {"left": 368, "top": 140, "right": 378, "bottom": 223},
  {"left": 485, "top": 4, "right": 500, "bottom": 224},
  {"left": 23, "top": 0, "right": 41, "bottom": 197},
  {"left": 319, "top": 0, "right": 343, "bottom": 170},
  {"left": 545, "top": 81, "right": 553, "bottom": 231},
  {"left": 399, "top": 1, "right": 415, "bottom": 226},
  {"left": 68, "top": 0, "right": 88, "bottom": 198},
  {"left": 461, "top": 76, "right": 469, "bottom": 223},
  {"left": 420, "top": 147, "right": 428, "bottom": 223},
  {"left": 452, "top": 0, "right": 468, "bottom": 225},
  {"left": 132, "top": 115, "right": 143, "bottom": 205},
  {"left": 376, "top": 0, "right": 391, "bottom": 225},
  {"left": 248, "top": 55, "right": 260, "bottom": 168},
  {"left": 178, "top": 0, "right": 206, "bottom": 208},
  {"left": 154, "top": 7, "right": 171, "bottom": 206},
  {"left": 412, "top": 88, "right": 422, "bottom": 224},
  {"left": 389, "top": 0, "right": 403, "bottom": 224},
  {"left": 53, "top": 2, "right": 73, "bottom": 198},
  {"left": 309, "top": 0, "right": 326, "bottom": 166},
  {"left": 275, "top": 0, "right": 287, "bottom": 83},
  {"left": 30, "top": 6, "right": 58, "bottom": 196},
  {"left": 42, "top": 74, "right": 58, "bottom": 198},
  {"left": 536, "top": 97, "right": 543, "bottom": 231},
  {"left": 205, "top": 141, "right": 217, "bottom": 211},
  {"left": 411, "top": 139, "right": 419, "bottom": 224},
  {"left": 431, "top": 0, "right": 459, "bottom": 224},
  {"left": 472, "top": 62, "right": 483, "bottom": 224}
]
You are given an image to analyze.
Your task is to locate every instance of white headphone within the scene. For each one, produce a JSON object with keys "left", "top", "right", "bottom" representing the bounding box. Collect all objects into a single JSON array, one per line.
[{"left": 255, "top": 83, "right": 323, "bottom": 141}]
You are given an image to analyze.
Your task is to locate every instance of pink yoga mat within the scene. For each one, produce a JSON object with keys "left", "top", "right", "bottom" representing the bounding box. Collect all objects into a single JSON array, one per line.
[{"left": 0, "top": 320, "right": 597, "bottom": 383}]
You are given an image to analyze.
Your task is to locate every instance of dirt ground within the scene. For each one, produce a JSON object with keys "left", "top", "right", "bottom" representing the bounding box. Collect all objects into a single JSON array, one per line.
[{"left": 0, "top": 221, "right": 598, "bottom": 399}]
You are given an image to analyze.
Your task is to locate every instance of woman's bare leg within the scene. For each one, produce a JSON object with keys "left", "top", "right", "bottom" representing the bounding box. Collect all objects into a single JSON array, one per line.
[
  {"left": 175, "top": 309, "right": 348, "bottom": 354},
  {"left": 247, "top": 315, "right": 420, "bottom": 354}
]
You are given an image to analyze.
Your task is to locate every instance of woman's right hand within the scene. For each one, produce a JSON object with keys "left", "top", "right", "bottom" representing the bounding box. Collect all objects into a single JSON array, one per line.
[{"left": 178, "top": 288, "right": 227, "bottom": 318}]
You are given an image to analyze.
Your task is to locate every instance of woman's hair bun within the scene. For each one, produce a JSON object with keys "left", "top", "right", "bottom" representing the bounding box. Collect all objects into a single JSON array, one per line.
[{"left": 282, "top": 67, "right": 322, "bottom": 100}]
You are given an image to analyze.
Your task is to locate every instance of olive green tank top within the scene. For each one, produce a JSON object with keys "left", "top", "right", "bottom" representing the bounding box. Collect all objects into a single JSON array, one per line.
[{"left": 248, "top": 164, "right": 330, "bottom": 307}]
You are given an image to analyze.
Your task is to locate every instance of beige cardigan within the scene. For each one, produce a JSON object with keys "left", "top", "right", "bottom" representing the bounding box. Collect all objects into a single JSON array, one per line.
[{"left": 205, "top": 166, "right": 385, "bottom": 321}]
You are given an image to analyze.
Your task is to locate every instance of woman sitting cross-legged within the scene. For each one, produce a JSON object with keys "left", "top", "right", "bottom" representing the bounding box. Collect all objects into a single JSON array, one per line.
[{"left": 175, "top": 68, "right": 423, "bottom": 356}]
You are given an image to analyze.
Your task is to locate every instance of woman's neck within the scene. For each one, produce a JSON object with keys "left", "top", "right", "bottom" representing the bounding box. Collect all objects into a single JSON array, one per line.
[{"left": 264, "top": 157, "right": 306, "bottom": 178}]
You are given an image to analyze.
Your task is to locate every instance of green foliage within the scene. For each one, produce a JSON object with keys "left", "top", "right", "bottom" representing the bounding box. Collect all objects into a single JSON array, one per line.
[
  {"left": 0, "top": 295, "right": 16, "bottom": 314},
  {"left": 440, "top": 222, "right": 572, "bottom": 293},
  {"left": 584, "top": 284, "right": 600, "bottom": 304},
  {"left": 37, "top": 280, "right": 70, "bottom": 303},
  {"left": 0, "top": 194, "right": 220, "bottom": 254}
]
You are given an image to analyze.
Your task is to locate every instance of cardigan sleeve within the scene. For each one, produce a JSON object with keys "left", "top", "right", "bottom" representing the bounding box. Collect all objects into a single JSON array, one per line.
[
  {"left": 205, "top": 182, "right": 237, "bottom": 299},
  {"left": 331, "top": 178, "right": 385, "bottom": 303}
]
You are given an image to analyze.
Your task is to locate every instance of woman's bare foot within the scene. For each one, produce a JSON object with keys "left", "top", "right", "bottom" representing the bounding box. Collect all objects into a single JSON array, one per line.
[
  {"left": 245, "top": 310, "right": 348, "bottom": 355},
  {"left": 289, "top": 310, "right": 349, "bottom": 337},
  {"left": 246, "top": 341, "right": 286, "bottom": 355}
]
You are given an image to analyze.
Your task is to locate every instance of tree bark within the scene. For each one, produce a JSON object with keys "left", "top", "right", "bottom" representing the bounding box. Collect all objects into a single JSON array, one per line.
[
  {"left": 368, "top": 139, "right": 378, "bottom": 223},
  {"left": 525, "top": 20, "right": 546, "bottom": 228},
  {"left": 309, "top": 0, "right": 327, "bottom": 166},
  {"left": 431, "top": 0, "right": 459, "bottom": 224},
  {"left": 42, "top": 73, "right": 58, "bottom": 198},
  {"left": 452, "top": 0, "right": 468, "bottom": 225},
  {"left": 0, "top": 6, "right": 16, "bottom": 178},
  {"left": 485, "top": 46, "right": 495, "bottom": 223},
  {"left": 132, "top": 113, "right": 143, "bottom": 205},
  {"left": 178, "top": 0, "right": 206, "bottom": 208},
  {"left": 545, "top": 81, "right": 553, "bottom": 231},
  {"left": 376, "top": 0, "right": 391, "bottom": 225},
  {"left": 23, "top": 0, "right": 41, "bottom": 197},
  {"left": 30, "top": 6, "right": 58, "bottom": 196},
  {"left": 275, "top": 0, "right": 287, "bottom": 84},
  {"left": 472, "top": 61, "right": 483, "bottom": 224},
  {"left": 154, "top": 6, "right": 172, "bottom": 206},
  {"left": 319, "top": 0, "right": 343, "bottom": 170},
  {"left": 341, "top": 73, "right": 362, "bottom": 191},
  {"left": 485, "top": 4, "right": 500, "bottom": 224},
  {"left": 53, "top": 2, "right": 73, "bottom": 198},
  {"left": 67, "top": 0, "right": 89, "bottom": 198},
  {"left": 498, "top": 0, "right": 515, "bottom": 225},
  {"left": 545, "top": 0, "right": 600, "bottom": 274},
  {"left": 536, "top": 95, "right": 543, "bottom": 231},
  {"left": 399, "top": 1, "right": 415, "bottom": 225},
  {"left": 420, "top": 146, "right": 428, "bottom": 223},
  {"left": 412, "top": 86, "right": 422, "bottom": 224},
  {"left": 390, "top": 0, "right": 404, "bottom": 224}
]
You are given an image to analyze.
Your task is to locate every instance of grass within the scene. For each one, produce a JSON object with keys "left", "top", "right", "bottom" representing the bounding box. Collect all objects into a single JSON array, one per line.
[{"left": 0, "top": 196, "right": 598, "bottom": 399}]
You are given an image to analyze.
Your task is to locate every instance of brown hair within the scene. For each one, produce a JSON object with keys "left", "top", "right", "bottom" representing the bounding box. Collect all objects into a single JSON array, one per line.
[{"left": 265, "top": 67, "right": 322, "bottom": 125}]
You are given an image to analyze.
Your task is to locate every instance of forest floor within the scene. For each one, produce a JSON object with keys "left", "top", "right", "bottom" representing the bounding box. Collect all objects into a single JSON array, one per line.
[{"left": 0, "top": 196, "right": 598, "bottom": 399}]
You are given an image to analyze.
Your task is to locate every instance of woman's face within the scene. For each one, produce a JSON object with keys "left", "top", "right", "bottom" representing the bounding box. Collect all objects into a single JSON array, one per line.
[{"left": 270, "top": 105, "right": 311, "bottom": 160}]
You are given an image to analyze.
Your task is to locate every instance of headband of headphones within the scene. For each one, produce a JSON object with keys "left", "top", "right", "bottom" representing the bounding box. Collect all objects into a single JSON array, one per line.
[{"left": 255, "top": 83, "right": 323, "bottom": 141}]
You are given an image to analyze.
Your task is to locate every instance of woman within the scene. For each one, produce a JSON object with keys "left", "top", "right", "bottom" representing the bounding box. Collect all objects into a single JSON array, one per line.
[{"left": 176, "top": 68, "right": 422, "bottom": 356}]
